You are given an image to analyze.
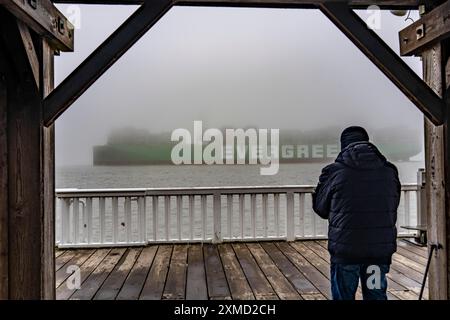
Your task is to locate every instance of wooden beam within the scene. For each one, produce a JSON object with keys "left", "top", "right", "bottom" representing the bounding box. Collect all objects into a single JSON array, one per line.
[
  {"left": 0, "top": 7, "right": 53, "bottom": 299},
  {"left": 43, "top": 0, "right": 173, "bottom": 126},
  {"left": 445, "top": 45, "right": 450, "bottom": 297},
  {"left": 40, "top": 39, "right": 56, "bottom": 299},
  {"left": 0, "top": 0, "right": 74, "bottom": 51},
  {"left": 54, "top": 0, "right": 428, "bottom": 9},
  {"left": 318, "top": 2, "right": 445, "bottom": 125},
  {"left": 423, "top": 42, "right": 448, "bottom": 300},
  {"left": 17, "top": 20, "right": 40, "bottom": 89},
  {"left": 399, "top": 0, "right": 450, "bottom": 56},
  {"left": 0, "top": 34, "right": 9, "bottom": 300}
]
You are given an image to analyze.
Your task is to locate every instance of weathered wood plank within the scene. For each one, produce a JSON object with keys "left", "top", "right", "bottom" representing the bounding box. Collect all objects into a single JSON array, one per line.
[
  {"left": 276, "top": 242, "right": 331, "bottom": 299},
  {"left": 291, "top": 242, "right": 330, "bottom": 279},
  {"left": 204, "top": 244, "right": 231, "bottom": 300},
  {"left": 1, "top": 8, "right": 44, "bottom": 299},
  {"left": 163, "top": 245, "right": 188, "bottom": 300},
  {"left": 247, "top": 243, "right": 301, "bottom": 300},
  {"left": 40, "top": 38, "right": 55, "bottom": 300},
  {"left": 0, "top": 0, "right": 74, "bottom": 51},
  {"left": 218, "top": 244, "right": 255, "bottom": 300},
  {"left": 55, "top": 251, "right": 76, "bottom": 272},
  {"left": 399, "top": 1, "right": 450, "bottom": 56},
  {"left": 261, "top": 242, "right": 322, "bottom": 297},
  {"left": 397, "top": 240, "right": 428, "bottom": 259},
  {"left": 396, "top": 246, "right": 428, "bottom": 266},
  {"left": 175, "top": 0, "right": 431, "bottom": 9},
  {"left": 53, "top": 0, "right": 429, "bottom": 8},
  {"left": 0, "top": 39, "right": 8, "bottom": 299},
  {"left": 305, "top": 241, "right": 409, "bottom": 294},
  {"left": 55, "top": 249, "right": 94, "bottom": 288},
  {"left": 56, "top": 249, "right": 110, "bottom": 300},
  {"left": 140, "top": 245, "right": 172, "bottom": 300},
  {"left": 94, "top": 248, "right": 141, "bottom": 300},
  {"left": 232, "top": 243, "right": 277, "bottom": 300},
  {"left": 390, "top": 289, "right": 419, "bottom": 300},
  {"left": 55, "top": 250, "right": 65, "bottom": 258},
  {"left": 393, "top": 252, "right": 426, "bottom": 273},
  {"left": 186, "top": 244, "right": 208, "bottom": 300},
  {"left": 116, "top": 246, "right": 158, "bottom": 300},
  {"left": 423, "top": 41, "right": 448, "bottom": 300},
  {"left": 17, "top": 21, "right": 39, "bottom": 88},
  {"left": 70, "top": 248, "right": 126, "bottom": 300}
]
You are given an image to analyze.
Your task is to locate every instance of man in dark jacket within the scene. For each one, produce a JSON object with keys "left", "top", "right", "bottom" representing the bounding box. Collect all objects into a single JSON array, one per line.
[{"left": 312, "top": 126, "right": 400, "bottom": 300}]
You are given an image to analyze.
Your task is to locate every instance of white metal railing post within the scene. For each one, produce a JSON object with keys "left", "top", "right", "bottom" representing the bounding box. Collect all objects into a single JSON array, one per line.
[
  {"left": 86, "top": 197, "right": 93, "bottom": 244},
  {"left": 112, "top": 197, "right": 119, "bottom": 243},
  {"left": 61, "top": 198, "right": 70, "bottom": 244},
  {"left": 286, "top": 192, "right": 295, "bottom": 241},
  {"left": 138, "top": 196, "right": 146, "bottom": 243},
  {"left": 213, "top": 192, "right": 222, "bottom": 243}
]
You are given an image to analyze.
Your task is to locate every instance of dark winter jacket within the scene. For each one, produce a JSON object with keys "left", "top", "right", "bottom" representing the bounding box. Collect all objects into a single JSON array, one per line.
[{"left": 312, "top": 141, "right": 401, "bottom": 265}]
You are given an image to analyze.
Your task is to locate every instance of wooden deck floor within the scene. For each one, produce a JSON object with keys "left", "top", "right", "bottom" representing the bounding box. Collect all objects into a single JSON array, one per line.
[{"left": 55, "top": 240, "right": 428, "bottom": 300}]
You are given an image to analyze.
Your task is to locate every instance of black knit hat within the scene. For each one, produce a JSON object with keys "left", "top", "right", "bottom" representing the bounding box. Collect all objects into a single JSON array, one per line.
[{"left": 340, "top": 126, "right": 369, "bottom": 150}]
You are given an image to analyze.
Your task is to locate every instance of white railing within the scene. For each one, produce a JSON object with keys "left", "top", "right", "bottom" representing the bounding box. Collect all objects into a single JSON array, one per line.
[{"left": 55, "top": 184, "right": 421, "bottom": 248}]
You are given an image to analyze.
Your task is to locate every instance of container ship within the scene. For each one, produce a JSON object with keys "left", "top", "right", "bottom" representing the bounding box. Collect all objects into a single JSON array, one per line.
[{"left": 93, "top": 127, "right": 422, "bottom": 165}]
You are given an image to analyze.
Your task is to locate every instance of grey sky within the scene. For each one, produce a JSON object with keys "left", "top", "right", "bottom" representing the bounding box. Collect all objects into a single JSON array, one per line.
[{"left": 54, "top": 5, "right": 423, "bottom": 166}]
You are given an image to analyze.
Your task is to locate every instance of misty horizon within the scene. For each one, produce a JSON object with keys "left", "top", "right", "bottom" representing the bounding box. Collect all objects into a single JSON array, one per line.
[{"left": 54, "top": 5, "right": 425, "bottom": 167}]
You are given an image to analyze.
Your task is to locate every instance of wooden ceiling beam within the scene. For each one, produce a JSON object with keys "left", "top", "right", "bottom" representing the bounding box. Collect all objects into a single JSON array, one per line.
[
  {"left": 52, "top": 0, "right": 426, "bottom": 9},
  {"left": 0, "top": 0, "right": 74, "bottom": 51},
  {"left": 399, "top": 0, "right": 450, "bottom": 56},
  {"left": 43, "top": 0, "right": 173, "bottom": 126},
  {"left": 319, "top": 2, "right": 445, "bottom": 125}
]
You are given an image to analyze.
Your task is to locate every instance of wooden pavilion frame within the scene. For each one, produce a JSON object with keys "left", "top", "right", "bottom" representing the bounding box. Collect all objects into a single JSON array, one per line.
[{"left": 0, "top": 0, "right": 449, "bottom": 299}]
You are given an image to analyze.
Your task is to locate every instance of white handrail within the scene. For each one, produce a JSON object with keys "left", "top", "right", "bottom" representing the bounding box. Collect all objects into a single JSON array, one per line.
[{"left": 55, "top": 183, "right": 420, "bottom": 248}]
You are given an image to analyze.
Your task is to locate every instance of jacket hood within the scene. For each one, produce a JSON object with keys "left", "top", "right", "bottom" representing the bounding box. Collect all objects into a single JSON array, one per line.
[{"left": 335, "top": 141, "right": 386, "bottom": 170}]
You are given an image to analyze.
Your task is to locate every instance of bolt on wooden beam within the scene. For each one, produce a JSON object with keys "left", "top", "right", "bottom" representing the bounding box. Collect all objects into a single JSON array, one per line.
[
  {"left": 0, "top": 0, "right": 74, "bottom": 51},
  {"left": 399, "top": 0, "right": 450, "bottom": 56}
]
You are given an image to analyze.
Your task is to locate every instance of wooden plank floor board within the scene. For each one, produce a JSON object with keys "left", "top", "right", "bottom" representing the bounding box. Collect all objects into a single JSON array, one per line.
[
  {"left": 247, "top": 243, "right": 301, "bottom": 300},
  {"left": 307, "top": 241, "right": 416, "bottom": 297},
  {"left": 218, "top": 244, "right": 255, "bottom": 300},
  {"left": 204, "top": 244, "right": 231, "bottom": 300},
  {"left": 298, "top": 241, "right": 364, "bottom": 300},
  {"left": 397, "top": 241, "right": 428, "bottom": 259},
  {"left": 56, "top": 249, "right": 111, "bottom": 300},
  {"left": 55, "top": 241, "right": 426, "bottom": 300},
  {"left": 70, "top": 248, "right": 126, "bottom": 300},
  {"left": 55, "top": 249, "right": 94, "bottom": 288},
  {"left": 139, "top": 245, "right": 172, "bottom": 300},
  {"left": 232, "top": 243, "right": 278, "bottom": 300},
  {"left": 116, "top": 246, "right": 158, "bottom": 300},
  {"left": 186, "top": 244, "right": 208, "bottom": 300},
  {"left": 260, "top": 242, "right": 323, "bottom": 298},
  {"left": 55, "top": 250, "right": 76, "bottom": 271},
  {"left": 163, "top": 245, "right": 188, "bottom": 300},
  {"left": 276, "top": 242, "right": 332, "bottom": 299},
  {"left": 94, "top": 248, "right": 141, "bottom": 300},
  {"left": 395, "top": 246, "right": 428, "bottom": 266}
]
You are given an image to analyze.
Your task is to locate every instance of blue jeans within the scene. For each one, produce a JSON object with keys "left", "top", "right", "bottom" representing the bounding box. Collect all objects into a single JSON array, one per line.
[{"left": 330, "top": 263, "right": 389, "bottom": 300}]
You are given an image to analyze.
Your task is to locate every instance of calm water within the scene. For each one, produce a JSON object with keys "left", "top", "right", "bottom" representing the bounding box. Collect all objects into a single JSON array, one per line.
[{"left": 56, "top": 161, "right": 424, "bottom": 189}]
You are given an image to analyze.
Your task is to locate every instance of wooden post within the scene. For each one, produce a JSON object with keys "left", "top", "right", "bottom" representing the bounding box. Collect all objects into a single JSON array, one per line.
[
  {"left": 444, "top": 40, "right": 450, "bottom": 298},
  {"left": 40, "top": 39, "right": 55, "bottom": 299},
  {"left": 0, "top": 8, "right": 55, "bottom": 299},
  {"left": 0, "top": 32, "right": 9, "bottom": 300},
  {"left": 423, "top": 41, "right": 448, "bottom": 299}
]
